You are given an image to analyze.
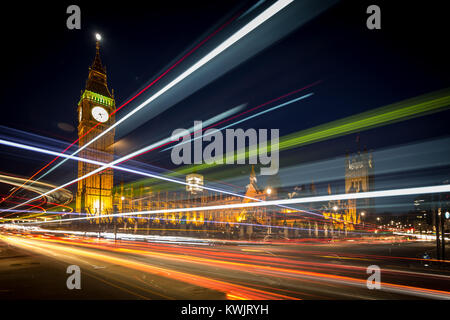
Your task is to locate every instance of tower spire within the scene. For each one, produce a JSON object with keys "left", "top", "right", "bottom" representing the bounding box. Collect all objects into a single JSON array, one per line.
[
  {"left": 250, "top": 165, "right": 257, "bottom": 183},
  {"left": 91, "top": 34, "right": 106, "bottom": 74},
  {"left": 84, "top": 33, "right": 112, "bottom": 98}
]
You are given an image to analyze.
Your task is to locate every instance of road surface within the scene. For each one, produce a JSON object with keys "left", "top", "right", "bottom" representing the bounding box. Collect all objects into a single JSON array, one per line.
[{"left": 1, "top": 230, "right": 449, "bottom": 300}]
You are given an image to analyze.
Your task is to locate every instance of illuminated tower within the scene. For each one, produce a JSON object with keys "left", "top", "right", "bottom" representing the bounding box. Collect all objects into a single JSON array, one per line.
[
  {"left": 186, "top": 173, "right": 204, "bottom": 195},
  {"left": 239, "top": 165, "right": 267, "bottom": 223},
  {"left": 76, "top": 34, "right": 116, "bottom": 222},
  {"left": 345, "top": 146, "right": 374, "bottom": 222}
]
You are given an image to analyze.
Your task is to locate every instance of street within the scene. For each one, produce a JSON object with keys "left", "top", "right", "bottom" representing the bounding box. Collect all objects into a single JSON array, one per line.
[{"left": 1, "top": 231, "right": 449, "bottom": 300}]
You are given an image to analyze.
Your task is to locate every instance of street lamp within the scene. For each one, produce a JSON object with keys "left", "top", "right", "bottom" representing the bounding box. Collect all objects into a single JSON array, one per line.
[
  {"left": 361, "top": 211, "right": 365, "bottom": 229},
  {"left": 333, "top": 206, "right": 338, "bottom": 212},
  {"left": 266, "top": 187, "right": 272, "bottom": 195}
]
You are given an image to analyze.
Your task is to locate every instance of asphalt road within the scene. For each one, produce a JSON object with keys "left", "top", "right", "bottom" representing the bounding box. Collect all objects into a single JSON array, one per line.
[{"left": 0, "top": 231, "right": 449, "bottom": 300}]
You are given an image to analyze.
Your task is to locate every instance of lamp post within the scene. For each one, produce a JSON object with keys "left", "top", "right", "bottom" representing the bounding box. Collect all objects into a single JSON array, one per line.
[
  {"left": 99, "top": 172, "right": 102, "bottom": 231},
  {"left": 361, "top": 211, "right": 365, "bottom": 229},
  {"left": 266, "top": 187, "right": 273, "bottom": 236},
  {"left": 332, "top": 206, "right": 339, "bottom": 236}
]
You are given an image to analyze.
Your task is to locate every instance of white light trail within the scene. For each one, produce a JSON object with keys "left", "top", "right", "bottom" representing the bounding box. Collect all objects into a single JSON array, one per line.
[
  {"left": 15, "top": 184, "right": 450, "bottom": 224},
  {"left": 0, "top": 138, "right": 272, "bottom": 212},
  {"left": 40, "top": 104, "right": 246, "bottom": 180},
  {"left": 30, "top": 0, "right": 293, "bottom": 182},
  {"left": 162, "top": 93, "right": 314, "bottom": 152},
  {"left": 0, "top": 103, "right": 245, "bottom": 175},
  {"left": 393, "top": 232, "right": 450, "bottom": 241},
  {"left": 0, "top": 134, "right": 315, "bottom": 220},
  {"left": 1, "top": 137, "right": 327, "bottom": 223}
]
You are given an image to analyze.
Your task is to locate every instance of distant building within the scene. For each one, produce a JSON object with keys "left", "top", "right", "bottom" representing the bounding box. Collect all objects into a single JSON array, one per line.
[
  {"left": 322, "top": 144, "right": 374, "bottom": 232},
  {"left": 412, "top": 195, "right": 433, "bottom": 232},
  {"left": 345, "top": 146, "right": 374, "bottom": 221}
]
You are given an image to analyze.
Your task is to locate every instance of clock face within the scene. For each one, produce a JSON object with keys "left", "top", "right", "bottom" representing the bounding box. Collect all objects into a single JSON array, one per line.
[{"left": 91, "top": 106, "right": 109, "bottom": 123}]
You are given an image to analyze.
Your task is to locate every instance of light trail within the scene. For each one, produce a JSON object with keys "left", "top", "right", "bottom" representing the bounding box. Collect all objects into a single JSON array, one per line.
[
  {"left": 0, "top": 88, "right": 329, "bottom": 224},
  {"left": 394, "top": 232, "right": 450, "bottom": 241},
  {"left": 4, "top": 212, "right": 373, "bottom": 236},
  {"left": 39, "top": 0, "right": 293, "bottom": 174},
  {"left": 0, "top": 138, "right": 262, "bottom": 213},
  {"left": 173, "top": 88, "right": 450, "bottom": 174},
  {"left": 0, "top": 137, "right": 356, "bottom": 228},
  {"left": 0, "top": 106, "right": 271, "bottom": 209},
  {"left": 238, "top": 0, "right": 267, "bottom": 20},
  {"left": 0, "top": 173, "right": 72, "bottom": 208},
  {"left": 12, "top": 183, "right": 450, "bottom": 225},
  {"left": 203, "top": 80, "right": 321, "bottom": 130},
  {"left": 278, "top": 89, "right": 450, "bottom": 152},
  {"left": 48, "top": 236, "right": 450, "bottom": 297},
  {"left": 3, "top": 0, "right": 293, "bottom": 213},
  {"left": 0, "top": 9, "right": 242, "bottom": 203},
  {"left": 0, "top": 138, "right": 323, "bottom": 225},
  {"left": 162, "top": 92, "right": 314, "bottom": 152},
  {"left": 65, "top": 0, "right": 292, "bottom": 161},
  {"left": 4, "top": 193, "right": 73, "bottom": 219},
  {"left": 3, "top": 227, "right": 444, "bottom": 266},
  {"left": 0, "top": 234, "right": 297, "bottom": 300},
  {"left": 2, "top": 127, "right": 442, "bottom": 233},
  {"left": 124, "top": 82, "right": 318, "bottom": 156},
  {"left": 2, "top": 233, "right": 449, "bottom": 299},
  {"left": 107, "top": 80, "right": 320, "bottom": 193},
  {"left": 5, "top": 201, "right": 46, "bottom": 215},
  {"left": 0, "top": 137, "right": 274, "bottom": 207}
]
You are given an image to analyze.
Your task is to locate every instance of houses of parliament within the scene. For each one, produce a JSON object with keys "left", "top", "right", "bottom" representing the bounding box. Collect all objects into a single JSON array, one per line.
[{"left": 74, "top": 38, "right": 373, "bottom": 238}]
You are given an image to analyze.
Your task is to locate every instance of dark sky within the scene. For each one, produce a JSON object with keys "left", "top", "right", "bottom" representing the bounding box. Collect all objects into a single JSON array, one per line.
[{"left": 0, "top": 0, "right": 449, "bottom": 210}]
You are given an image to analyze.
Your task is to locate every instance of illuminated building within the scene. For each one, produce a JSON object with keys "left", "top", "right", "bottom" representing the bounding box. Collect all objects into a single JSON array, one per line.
[
  {"left": 76, "top": 36, "right": 116, "bottom": 222},
  {"left": 238, "top": 165, "right": 268, "bottom": 224},
  {"left": 186, "top": 174, "right": 204, "bottom": 194},
  {"left": 112, "top": 166, "right": 269, "bottom": 237}
]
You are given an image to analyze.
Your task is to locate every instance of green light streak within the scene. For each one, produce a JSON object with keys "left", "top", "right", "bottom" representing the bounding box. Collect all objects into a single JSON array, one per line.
[
  {"left": 119, "top": 88, "right": 450, "bottom": 190},
  {"left": 278, "top": 90, "right": 450, "bottom": 151}
]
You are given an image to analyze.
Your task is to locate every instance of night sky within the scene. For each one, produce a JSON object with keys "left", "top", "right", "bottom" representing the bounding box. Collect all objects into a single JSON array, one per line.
[{"left": 1, "top": 0, "right": 449, "bottom": 212}]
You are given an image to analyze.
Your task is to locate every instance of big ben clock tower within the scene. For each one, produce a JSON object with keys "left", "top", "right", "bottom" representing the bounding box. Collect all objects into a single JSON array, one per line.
[{"left": 76, "top": 34, "right": 115, "bottom": 222}]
